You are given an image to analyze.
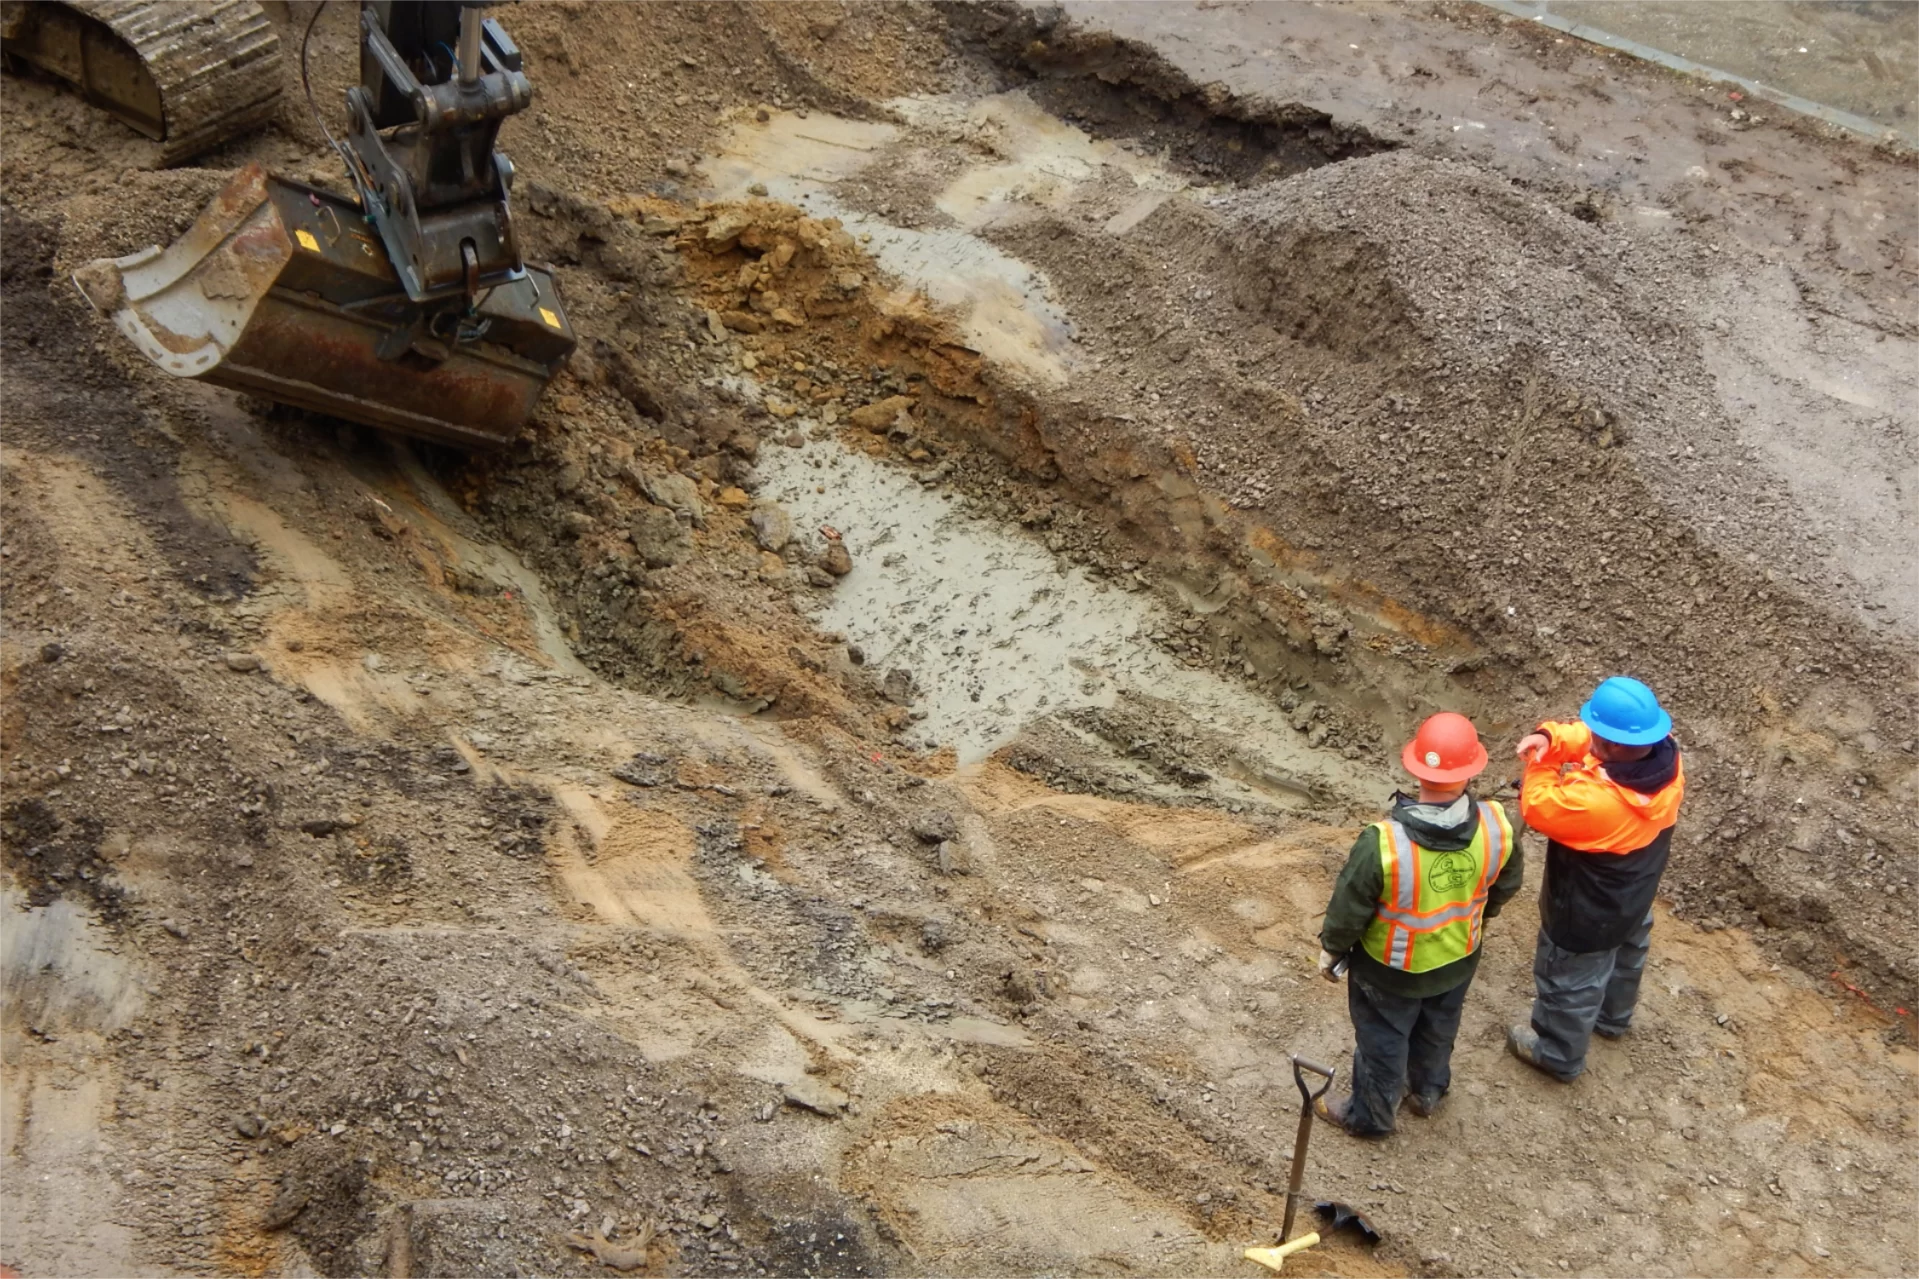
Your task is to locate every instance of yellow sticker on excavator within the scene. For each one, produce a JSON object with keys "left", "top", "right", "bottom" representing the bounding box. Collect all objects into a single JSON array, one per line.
[
  {"left": 295, "top": 229, "right": 320, "bottom": 252},
  {"left": 538, "top": 307, "right": 561, "bottom": 329}
]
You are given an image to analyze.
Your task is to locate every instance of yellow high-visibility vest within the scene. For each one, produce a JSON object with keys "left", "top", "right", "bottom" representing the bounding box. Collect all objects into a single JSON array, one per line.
[{"left": 1360, "top": 802, "right": 1513, "bottom": 972}]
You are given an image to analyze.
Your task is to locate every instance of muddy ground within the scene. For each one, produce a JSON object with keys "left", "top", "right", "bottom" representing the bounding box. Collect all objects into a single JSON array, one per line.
[{"left": 2, "top": 2, "right": 1915, "bottom": 1277}]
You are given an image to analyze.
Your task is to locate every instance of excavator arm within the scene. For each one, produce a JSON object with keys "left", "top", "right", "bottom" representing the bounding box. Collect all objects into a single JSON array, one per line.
[{"left": 68, "top": 0, "right": 577, "bottom": 449}]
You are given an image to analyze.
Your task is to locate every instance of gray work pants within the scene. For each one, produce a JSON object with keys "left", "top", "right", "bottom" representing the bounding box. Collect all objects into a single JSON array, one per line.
[{"left": 1528, "top": 909, "right": 1653, "bottom": 1079}]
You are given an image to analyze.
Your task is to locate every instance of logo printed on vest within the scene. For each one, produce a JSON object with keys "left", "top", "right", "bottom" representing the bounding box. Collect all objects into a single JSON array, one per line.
[{"left": 1425, "top": 849, "right": 1476, "bottom": 894}]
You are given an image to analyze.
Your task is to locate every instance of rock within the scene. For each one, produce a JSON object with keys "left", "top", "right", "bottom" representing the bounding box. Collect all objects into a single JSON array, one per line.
[
  {"left": 234, "top": 1113, "right": 267, "bottom": 1139},
  {"left": 223, "top": 652, "right": 262, "bottom": 673},
  {"left": 821, "top": 541, "right": 852, "bottom": 576},
  {"left": 920, "top": 920, "right": 948, "bottom": 953},
  {"left": 748, "top": 504, "right": 793, "bottom": 552},
  {"left": 748, "top": 181, "right": 770, "bottom": 197},
  {"left": 805, "top": 566, "right": 837, "bottom": 588},
  {"left": 639, "top": 470, "right": 704, "bottom": 526},
  {"left": 715, "top": 486, "right": 751, "bottom": 510},
  {"left": 560, "top": 510, "right": 597, "bottom": 537},
  {"left": 781, "top": 1078, "right": 849, "bottom": 1116},
  {"left": 565, "top": 1225, "right": 653, "bottom": 1273},
  {"left": 629, "top": 506, "right": 693, "bottom": 569},
  {"left": 911, "top": 810, "right": 959, "bottom": 844},
  {"left": 299, "top": 816, "right": 357, "bottom": 836},
  {"left": 39, "top": 642, "right": 65, "bottom": 663},
  {"left": 704, "top": 308, "right": 729, "bottom": 342},
  {"left": 262, "top": 1184, "right": 309, "bottom": 1231},
  {"left": 881, "top": 668, "right": 915, "bottom": 704},
  {"left": 612, "top": 752, "right": 672, "bottom": 788},
  {"left": 771, "top": 307, "right": 804, "bottom": 328},
  {"left": 704, "top": 207, "right": 754, "bottom": 250},
  {"left": 849, "top": 395, "right": 915, "bottom": 432},
  {"left": 663, "top": 158, "right": 691, "bottom": 178},
  {"left": 595, "top": 342, "right": 665, "bottom": 420},
  {"left": 720, "top": 309, "right": 763, "bottom": 334}
]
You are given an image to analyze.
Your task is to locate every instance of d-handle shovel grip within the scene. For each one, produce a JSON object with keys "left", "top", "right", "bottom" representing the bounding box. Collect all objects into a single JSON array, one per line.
[{"left": 1290, "top": 1055, "right": 1335, "bottom": 1104}]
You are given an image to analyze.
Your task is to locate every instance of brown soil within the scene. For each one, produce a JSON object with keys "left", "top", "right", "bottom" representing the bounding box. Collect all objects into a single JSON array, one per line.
[{"left": 2, "top": 3, "right": 1914, "bottom": 1278}]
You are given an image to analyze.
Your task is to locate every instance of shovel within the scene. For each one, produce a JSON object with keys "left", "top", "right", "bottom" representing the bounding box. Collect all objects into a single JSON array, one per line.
[{"left": 1245, "top": 1055, "right": 1334, "bottom": 1274}]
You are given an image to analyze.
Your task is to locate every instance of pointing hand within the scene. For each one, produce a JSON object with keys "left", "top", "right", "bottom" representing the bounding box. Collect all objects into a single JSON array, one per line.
[{"left": 1515, "top": 732, "right": 1549, "bottom": 764}]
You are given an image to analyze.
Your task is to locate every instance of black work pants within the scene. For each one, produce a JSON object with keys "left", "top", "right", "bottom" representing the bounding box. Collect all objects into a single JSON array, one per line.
[{"left": 1346, "top": 973, "right": 1471, "bottom": 1135}]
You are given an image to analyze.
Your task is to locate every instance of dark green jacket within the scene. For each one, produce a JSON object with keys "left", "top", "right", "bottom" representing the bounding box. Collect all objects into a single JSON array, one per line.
[{"left": 1320, "top": 793, "right": 1526, "bottom": 998}]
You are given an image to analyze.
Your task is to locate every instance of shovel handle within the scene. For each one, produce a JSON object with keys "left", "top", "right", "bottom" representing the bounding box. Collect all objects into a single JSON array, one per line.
[{"left": 1290, "top": 1055, "right": 1335, "bottom": 1103}]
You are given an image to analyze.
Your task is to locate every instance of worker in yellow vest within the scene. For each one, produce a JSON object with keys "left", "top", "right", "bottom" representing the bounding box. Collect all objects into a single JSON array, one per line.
[{"left": 1313, "top": 712, "right": 1524, "bottom": 1136}]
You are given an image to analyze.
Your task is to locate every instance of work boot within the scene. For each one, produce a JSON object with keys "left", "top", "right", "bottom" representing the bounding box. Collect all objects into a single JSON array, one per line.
[
  {"left": 1313, "top": 1093, "right": 1389, "bottom": 1139},
  {"left": 1403, "top": 1089, "right": 1445, "bottom": 1118},
  {"left": 1593, "top": 1024, "right": 1629, "bottom": 1041},
  {"left": 1506, "top": 1024, "right": 1579, "bottom": 1083}
]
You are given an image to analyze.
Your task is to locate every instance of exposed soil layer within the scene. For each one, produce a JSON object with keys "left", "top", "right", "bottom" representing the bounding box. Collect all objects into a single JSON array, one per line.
[{"left": 2, "top": 3, "right": 1915, "bottom": 1279}]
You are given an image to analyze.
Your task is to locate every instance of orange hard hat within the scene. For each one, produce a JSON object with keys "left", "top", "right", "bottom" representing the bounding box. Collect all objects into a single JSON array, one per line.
[{"left": 1400, "top": 712, "right": 1488, "bottom": 784}]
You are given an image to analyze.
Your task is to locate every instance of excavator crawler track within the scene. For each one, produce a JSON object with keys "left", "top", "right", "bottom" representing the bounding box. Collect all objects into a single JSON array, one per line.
[{"left": 2, "top": 0, "right": 280, "bottom": 165}]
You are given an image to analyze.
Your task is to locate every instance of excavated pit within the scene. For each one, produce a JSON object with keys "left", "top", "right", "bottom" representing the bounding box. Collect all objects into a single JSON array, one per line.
[{"left": 3, "top": 3, "right": 1916, "bottom": 1278}]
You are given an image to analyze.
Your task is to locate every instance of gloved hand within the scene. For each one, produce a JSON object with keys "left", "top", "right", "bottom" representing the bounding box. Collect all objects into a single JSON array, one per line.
[{"left": 1317, "top": 948, "right": 1344, "bottom": 983}]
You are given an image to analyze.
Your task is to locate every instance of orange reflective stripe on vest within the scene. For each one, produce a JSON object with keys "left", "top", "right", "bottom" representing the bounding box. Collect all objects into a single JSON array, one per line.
[{"left": 1360, "top": 802, "right": 1513, "bottom": 973}]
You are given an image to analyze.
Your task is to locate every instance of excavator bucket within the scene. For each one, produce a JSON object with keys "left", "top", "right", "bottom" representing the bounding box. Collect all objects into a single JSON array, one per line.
[{"left": 73, "top": 163, "right": 575, "bottom": 449}]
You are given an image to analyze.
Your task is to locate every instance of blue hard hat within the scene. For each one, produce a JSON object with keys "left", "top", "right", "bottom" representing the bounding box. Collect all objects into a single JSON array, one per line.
[{"left": 1579, "top": 676, "right": 1672, "bottom": 746}]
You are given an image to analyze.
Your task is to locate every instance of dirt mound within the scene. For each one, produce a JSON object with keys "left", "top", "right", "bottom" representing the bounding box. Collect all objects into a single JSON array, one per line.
[{"left": 1216, "top": 150, "right": 1812, "bottom": 585}]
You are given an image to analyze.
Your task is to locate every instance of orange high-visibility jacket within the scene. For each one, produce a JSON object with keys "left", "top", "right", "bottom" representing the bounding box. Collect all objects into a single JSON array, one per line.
[{"left": 1519, "top": 720, "right": 1684, "bottom": 853}]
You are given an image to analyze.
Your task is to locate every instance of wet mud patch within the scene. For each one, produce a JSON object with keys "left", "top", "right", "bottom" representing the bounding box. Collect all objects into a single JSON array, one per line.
[
  {"left": 0, "top": 202, "right": 256, "bottom": 598},
  {"left": 942, "top": 1, "right": 1396, "bottom": 183}
]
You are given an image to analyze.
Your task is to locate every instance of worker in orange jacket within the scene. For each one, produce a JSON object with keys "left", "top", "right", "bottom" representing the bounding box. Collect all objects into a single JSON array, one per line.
[{"left": 1507, "top": 677, "right": 1685, "bottom": 1081}]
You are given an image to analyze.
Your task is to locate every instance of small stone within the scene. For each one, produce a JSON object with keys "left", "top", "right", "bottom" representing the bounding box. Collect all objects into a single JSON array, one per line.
[
  {"left": 224, "top": 652, "right": 262, "bottom": 673},
  {"left": 881, "top": 667, "right": 915, "bottom": 704},
  {"left": 821, "top": 541, "right": 852, "bottom": 576},
  {"left": 629, "top": 506, "right": 693, "bottom": 569},
  {"left": 720, "top": 309, "right": 764, "bottom": 335},
  {"left": 560, "top": 510, "right": 596, "bottom": 537},
  {"left": 663, "top": 158, "right": 691, "bottom": 178},
  {"left": 39, "top": 642, "right": 65, "bottom": 663},
  {"left": 234, "top": 1113, "right": 267, "bottom": 1139},
  {"left": 747, "top": 182, "right": 769, "bottom": 197},
  {"left": 638, "top": 471, "right": 704, "bottom": 526},
  {"left": 849, "top": 395, "right": 915, "bottom": 432},
  {"left": 781, "top": 1078, "right": 849, "bottom": 1116},
  {"left": 755, "top": 107, "right": 771, "bottom": 123},
  {"left": 911, "top": 811, "right": 959, "bottom": 844},
  {"left": 715, "top": 486, "right": 751, "bottom": 510},
  {"left": 748, "top": 504, "right": 793, "bottom": 552}
]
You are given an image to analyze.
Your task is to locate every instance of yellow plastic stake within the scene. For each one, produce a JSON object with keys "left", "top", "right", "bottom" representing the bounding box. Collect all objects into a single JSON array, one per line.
[{"left": 1244, "top": 1231, "right": 1320, "bottom": 1274}]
